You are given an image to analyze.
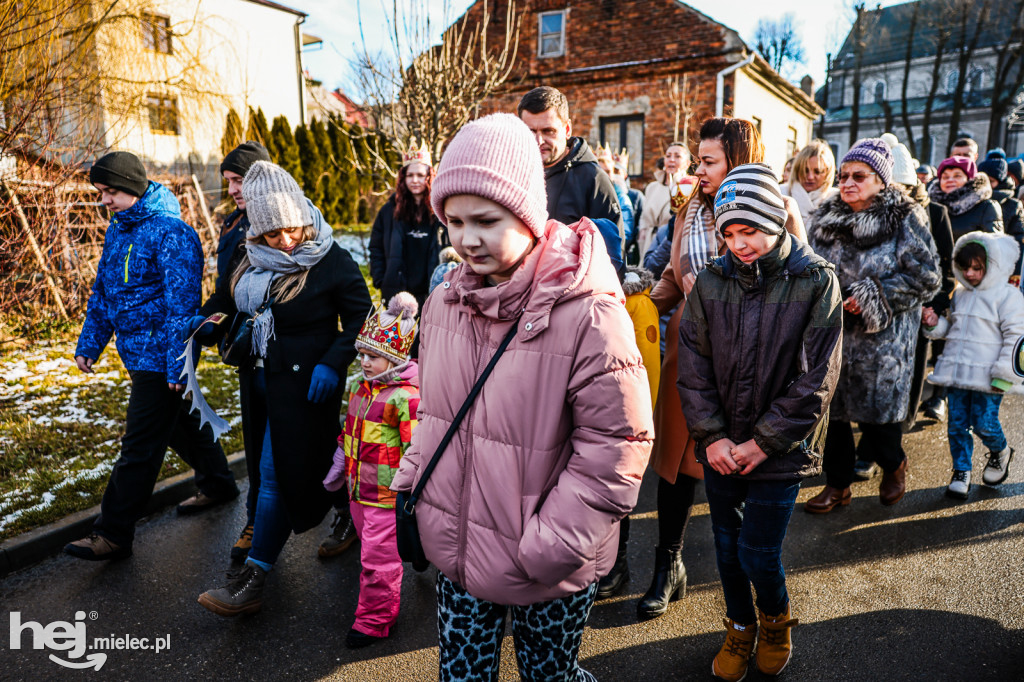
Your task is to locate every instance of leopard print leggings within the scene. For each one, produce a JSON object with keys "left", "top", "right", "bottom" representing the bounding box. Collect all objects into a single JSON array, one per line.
[{"left": 436, "top": 572, "right": 598, "bottom": 682}]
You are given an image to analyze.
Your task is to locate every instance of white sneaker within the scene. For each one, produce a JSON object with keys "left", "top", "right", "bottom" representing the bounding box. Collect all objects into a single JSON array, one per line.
[
  {"left": 982, "top": 447, "right": 1014, "bottom": 485},
  {"left": 946, "top": 470, "right": 970, "bottom": 500}
]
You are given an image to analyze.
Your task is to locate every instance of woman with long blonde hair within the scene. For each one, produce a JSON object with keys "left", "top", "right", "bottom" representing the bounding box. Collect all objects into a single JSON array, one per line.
[{"left": 781, "top": 139, "right": 837, "bottom": 235}]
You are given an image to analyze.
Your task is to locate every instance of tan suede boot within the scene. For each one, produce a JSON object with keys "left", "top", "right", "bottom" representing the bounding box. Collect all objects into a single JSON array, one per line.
[
  {"left": 712, "top": 618, "right": 757, "bottom": 681},
  {"left": 756, "top": 604, "right": 799, "bottom": 675}
]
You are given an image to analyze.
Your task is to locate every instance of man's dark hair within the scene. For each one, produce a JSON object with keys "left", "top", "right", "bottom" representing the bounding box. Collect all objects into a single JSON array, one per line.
[
  {"left": 517, "top": 86, "right": 570, "bottom": 123},
  {"left": 954, "top": 241, "right": 987, "bottom": 272}
]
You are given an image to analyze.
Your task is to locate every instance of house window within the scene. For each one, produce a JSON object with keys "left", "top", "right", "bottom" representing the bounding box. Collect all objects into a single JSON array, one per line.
[
  {"left": 146, "top": 94, "right": 178, "bottom": 135},
  {"left": 599, "top": 115, "right": 644, "bottom": 177},
  {"left": 873, "top": 80, "right": 886, "bottom": 104},
  {"left": 786, "top": 126, "right": 798, "bottom": 158},
  {"left": 141, "top": 12, "right": 172, "bottom": 54},
  {"left": 538, "top": 11, "right": 565, "bottom": 58},
  {"left": 967, "top": 67, "right": 984, "bottom": 94},
  {"left": 827, "top": 74, "right": 844, "bottom": 109},
  {"left": 946, "top": 70, "right": 959, "bottom": 95}
]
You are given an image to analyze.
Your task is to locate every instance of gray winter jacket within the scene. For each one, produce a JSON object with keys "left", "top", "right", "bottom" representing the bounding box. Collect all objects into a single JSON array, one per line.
[
  {"left": 811, "top": 186, "right": 941, "bottom": 424},
  {"left": 925, "top": 231, "right": 1024, "bottom": 394}
]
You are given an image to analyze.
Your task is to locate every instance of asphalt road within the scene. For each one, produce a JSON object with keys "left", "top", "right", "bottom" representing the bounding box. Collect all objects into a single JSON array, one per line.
[{"left": 3, "top": 396, "right": 1023, "bottom": 681}]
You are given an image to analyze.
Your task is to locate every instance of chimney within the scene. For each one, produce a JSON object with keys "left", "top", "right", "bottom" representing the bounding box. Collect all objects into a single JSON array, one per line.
[{"left": 800, "top": 75, "right": 814, "bottom": 97}]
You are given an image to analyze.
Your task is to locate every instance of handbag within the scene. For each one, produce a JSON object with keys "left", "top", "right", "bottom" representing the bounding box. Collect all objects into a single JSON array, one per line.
[
  {"left": 396, "top": 319, "right": 520, "bottom": 571},
  {"left": 221, "top": 295, "right": 277, "bottom": 367}
]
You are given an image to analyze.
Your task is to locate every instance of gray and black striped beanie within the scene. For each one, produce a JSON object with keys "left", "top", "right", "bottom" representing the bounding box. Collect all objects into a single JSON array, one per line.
[
  {"left": 242, "top": 160, "right": 313, "bottom": 237},
  {"left": 713, "top": 163, "right": 788, "bottom": 235}
]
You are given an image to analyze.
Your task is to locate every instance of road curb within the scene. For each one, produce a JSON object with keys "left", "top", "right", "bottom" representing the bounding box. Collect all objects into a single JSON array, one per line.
[{"left": 0, "top": 452, "right": 247, "bottom": 578}]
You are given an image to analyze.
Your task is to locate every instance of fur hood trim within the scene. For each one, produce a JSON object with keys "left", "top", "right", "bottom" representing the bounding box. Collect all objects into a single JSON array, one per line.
[
  {"left": 929, "top": 174, "right": 993, "bottom": 216},
  {"left": 952, "top": 231, "right": 1020, "bottom": 291},
  {"left": 904, "top": 181, "right": 929, "bottom": 207},
  {"left": 813, "top": 185, "right": 916, "bottom": 249},
  {"left": 622, "top": 265, "right": 656, "bottom": 295}
]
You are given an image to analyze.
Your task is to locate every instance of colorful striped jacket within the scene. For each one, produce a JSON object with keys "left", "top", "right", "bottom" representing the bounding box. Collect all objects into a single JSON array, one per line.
[{"left": 324, "top": 361, "right": 419, "bottom": 508}]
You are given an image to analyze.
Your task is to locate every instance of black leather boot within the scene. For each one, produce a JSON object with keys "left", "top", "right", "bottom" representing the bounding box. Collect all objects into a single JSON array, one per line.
[
  {"left": 596, "top": 516, "right": 630, "bottom": 599},
  {"left": 636, "top": 546, "right": 686, "bottom": 620}
]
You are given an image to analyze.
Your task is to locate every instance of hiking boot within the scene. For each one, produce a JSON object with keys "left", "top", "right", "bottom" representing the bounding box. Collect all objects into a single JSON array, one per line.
[
  {"left": 946, "top": 470, "right": 971, "bottom": 500},
  {"left": 197, "top": 562, "right": 266, "bottom": 617},
  {"left": 712, "top": 618, "right": 757, "bottom": 681},
  {"left": 346, "top": 627, "right": 386, "bottom": 649},
  {"left": 879, "top": 457, "right": 908, "bottom": 506},
  {"left": 637, "top": 546, "right": 686, "bottom": 620},
  {"left": 318, "top": 511, "right": 357, "bottom": 558},
  {"left": 982, "top": 447, "right": 1014, "bottom": 485},
  {"left": 922, "top": 396, "right": 946, "bottom": 421},
  {"left": 804, "top": 485, "right": 851, "bottom": 514},
  {"left": 852, "top": 459, "right": 880, "bottom": 481},
  {"left": 64, "top": 533, "right": 132, "bottom": 561},
  {"left": 177, "top": 489, "right": 238, "bottom": 516},
  {"left": 596, "top": 552, "right": 630, "bottom": 599},
  {"left": 230, "top": 524, "right": 254, "bottom": 561},
  {"left": 756, "top": 604, "right": 799, "bottom": 676}
]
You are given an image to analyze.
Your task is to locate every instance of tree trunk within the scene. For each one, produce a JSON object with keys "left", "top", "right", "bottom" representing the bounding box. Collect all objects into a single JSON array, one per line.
[
  {"left": 986, "top": 2, "right": 1024, "bottom": 150},
  {"left": 849, "top": 4, "right": 866, "bottom": 146},
  {"left": 922, "top": 28, "right": 950, "bottom": 165},
  {"left": 900, "top": 3, "right": 920, "bottom": 158},
  {"left": 946, "top": 1, "right": 990, "bottom": 156}
]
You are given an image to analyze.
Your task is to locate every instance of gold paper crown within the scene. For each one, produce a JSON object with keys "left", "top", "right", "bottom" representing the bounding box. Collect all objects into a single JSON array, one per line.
[
  {"left": 594, "top": 142, "right": 614, "bottom": 164},
  {"left": 402, "top": 140, "right": 432, "bottom": 168},
  {"left": 612, "top": 147, "right": 629, "bottom": 172},
  {"left": 355, "top": 304, "right": 418, "bottom": 365}
]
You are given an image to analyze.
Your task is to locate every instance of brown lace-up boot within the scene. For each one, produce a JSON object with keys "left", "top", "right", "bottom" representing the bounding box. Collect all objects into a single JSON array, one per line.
[
  {"left": 756, "top": 604, "right": 799, "bottom": 675},
  {"left": 712, "top": 617, "right": 757, "bottom": 681}
]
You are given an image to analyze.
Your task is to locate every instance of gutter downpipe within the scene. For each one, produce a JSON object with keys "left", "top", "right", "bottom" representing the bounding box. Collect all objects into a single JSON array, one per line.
[
  {"left": 295, "top": 15, "right": 307, "bottom": 124},
  {"left": 715, "top": 52, "right": 755, "bottom": 117}
]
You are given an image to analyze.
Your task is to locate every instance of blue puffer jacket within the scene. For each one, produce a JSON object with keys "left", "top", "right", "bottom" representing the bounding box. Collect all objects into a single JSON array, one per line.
[{"left": 76, "top": 181, "right": 203, "bottom": 383}]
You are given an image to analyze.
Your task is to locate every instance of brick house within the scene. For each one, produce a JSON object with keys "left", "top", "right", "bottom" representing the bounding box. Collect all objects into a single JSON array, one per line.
[{"left": 458, "top": 0, "right": 822, "bottom": 183}]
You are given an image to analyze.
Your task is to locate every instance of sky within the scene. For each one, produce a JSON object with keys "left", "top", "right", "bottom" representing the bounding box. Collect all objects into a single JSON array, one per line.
[{"left": 297, "top": 0, "right": 909, "bottom": 94}]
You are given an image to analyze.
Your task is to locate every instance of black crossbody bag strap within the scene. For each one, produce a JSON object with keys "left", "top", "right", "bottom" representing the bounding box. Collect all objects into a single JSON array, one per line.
[{"left": 403, "top": 319, "right": 519, "bottom": 513}]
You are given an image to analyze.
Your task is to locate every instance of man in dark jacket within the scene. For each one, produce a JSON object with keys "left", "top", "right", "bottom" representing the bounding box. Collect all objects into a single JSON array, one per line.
[
  {"left": 66, "top": 152, "right": 239, "bottom": 561},
  {"left": 518, "top": 86, "right": 624, "bottom": 237},
  {"left": 979, "top": 150, "right": 1024, "bottom": 280},
  {"left": 216, "top": 141, "right": 271, "bottom": 290}
]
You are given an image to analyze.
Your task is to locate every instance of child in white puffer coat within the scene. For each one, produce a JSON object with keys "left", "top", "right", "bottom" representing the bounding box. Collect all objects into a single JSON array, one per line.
[{"left": 923, "top": 231, "right": 1024, "bottom": 499}]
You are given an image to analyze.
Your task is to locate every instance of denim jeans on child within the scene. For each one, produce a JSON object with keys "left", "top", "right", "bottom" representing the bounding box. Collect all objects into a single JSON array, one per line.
[
  {"left": 947, "top": 388, "right": 1007, "bottom": 472},
  {"left": 247, "top": 423, "right": 293, "bottom": 568},
  {"left": 703, "top": 465, "right": 801, "bottom": 625},
  {"left": 435, "top": 572, "right": 598, "bottom": 682}
]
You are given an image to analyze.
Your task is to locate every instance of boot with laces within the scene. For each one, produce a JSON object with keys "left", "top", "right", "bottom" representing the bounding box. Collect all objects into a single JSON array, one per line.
[
  {"left": 982, "top": 447, "right": 1014, "bottom": 485},
  {"left": 64, "top": 533, "right": 132, "bottom": 561},
  {"left": 318, "top": 510, "right": 357, "bottom": 558},
  {"left": 946, "top": 470, "right": 970, "bottom": 500},
  {"left": 230, "top": 524, "right": 254, "bottom": 561},
  {"left": 756, "top": 604, "right": 799, "bottom": 675},
  {"left": 712, "top": 618, "right": 757, "bottom": 681},
  {"left": 197, "top": 562, "right": 266, "bottom": 617}
]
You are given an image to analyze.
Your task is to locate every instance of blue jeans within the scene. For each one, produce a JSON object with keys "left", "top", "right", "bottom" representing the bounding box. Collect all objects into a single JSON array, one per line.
[
  {"left": 947, "top": 388, "right": 1007, "bottom": 472},
  {"left": 703, "top": 466, "right": 800, "bottom": 624},
  {"left": 247, "top": 424, "right": 292, "bottom": 567}
]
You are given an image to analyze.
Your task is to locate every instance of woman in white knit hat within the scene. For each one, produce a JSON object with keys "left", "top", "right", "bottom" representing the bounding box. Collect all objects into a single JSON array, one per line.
[{"left": 194, "top": 161, "right": 373, "bottom": 616}]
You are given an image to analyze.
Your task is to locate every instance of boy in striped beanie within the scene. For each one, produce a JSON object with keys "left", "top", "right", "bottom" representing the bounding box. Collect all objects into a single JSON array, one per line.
[{"left": 677, "top": 163, "right": 843, "bottom": 681}]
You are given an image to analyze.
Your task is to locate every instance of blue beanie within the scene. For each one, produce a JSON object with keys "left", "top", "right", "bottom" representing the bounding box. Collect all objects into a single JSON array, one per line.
[
  {"left": 1008, "top": 159, "right": 1024, "bottom": 185},
  {"left": 979, "top": 149, "right": 1008, "bottom": 182}
]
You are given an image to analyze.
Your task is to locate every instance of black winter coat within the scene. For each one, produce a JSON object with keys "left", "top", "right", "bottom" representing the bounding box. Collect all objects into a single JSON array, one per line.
[
  {"left": 369, "top": 196, "right": 445, "bottom": 301},
  {"left": 215, "top": 209, "right": 248, "bottom": 291},
  {"left": 199, "top": 244, "right": 373, "bottom": 532},
  {"left": 992, "top": 182, "right": 1024, "bottom": 274},
  {"left": 678, "top": 233, "right": 843, "bottom": 480},
  {"left": 929, "top": 175, "right": 1004, "bottom": 241},
  {"left": 545, "top": 138, "right": 624, "bottom": 238},
  {"left": 906, "top": 183, "right": 955, "bottom": 313}
]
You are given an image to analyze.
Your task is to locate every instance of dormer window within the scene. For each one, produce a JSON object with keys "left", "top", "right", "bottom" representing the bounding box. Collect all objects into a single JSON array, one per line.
[{"left": 538, "top": 11, "right": 565, "bottom": 58}]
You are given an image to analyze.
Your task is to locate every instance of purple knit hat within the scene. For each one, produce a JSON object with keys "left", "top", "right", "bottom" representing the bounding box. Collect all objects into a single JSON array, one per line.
[
  {"left": 841, "top": 138, "right": 894, "bottom": 186},
  {"left": 938, "top": 155, "right": 977, "bottom": 181},
  {"left": 431, "top": 113, "right": 548, "bottom": 238}
]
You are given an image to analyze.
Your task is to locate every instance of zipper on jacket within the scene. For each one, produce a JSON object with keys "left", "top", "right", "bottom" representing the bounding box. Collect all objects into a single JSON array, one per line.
[{"left": 123, "top": 244, "right": 133, "bottom": 283}]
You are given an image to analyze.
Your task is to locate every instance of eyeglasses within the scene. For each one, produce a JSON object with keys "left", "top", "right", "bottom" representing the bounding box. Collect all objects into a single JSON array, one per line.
[{"left": 838, "top": 171, "right": 877, "bottom": 184}]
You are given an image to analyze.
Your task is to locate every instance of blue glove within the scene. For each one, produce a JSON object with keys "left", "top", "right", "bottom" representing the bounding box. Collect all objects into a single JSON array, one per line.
[
  {"left": 307, "top": 364, "right": 340, "bottom": 403},
  {"left": 181, "top": 315, "right": 210, "bottom": 343}
]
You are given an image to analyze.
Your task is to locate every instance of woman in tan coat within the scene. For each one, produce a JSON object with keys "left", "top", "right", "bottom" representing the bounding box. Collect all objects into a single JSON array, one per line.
[{"left": 638, "top": 118, "right": 805, "bottom": 620}]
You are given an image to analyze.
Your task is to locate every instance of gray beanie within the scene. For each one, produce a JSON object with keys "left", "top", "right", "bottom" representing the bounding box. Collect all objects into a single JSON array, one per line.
[
  {"left": 242, "top": 161, "right": 313, "bottom": 236},
  {"left": 714, "top": 163, "right": 788, "bottom": 235}
]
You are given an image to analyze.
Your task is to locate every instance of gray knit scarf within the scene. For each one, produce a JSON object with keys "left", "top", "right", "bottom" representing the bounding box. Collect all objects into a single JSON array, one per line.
[{"left": 234, "top": 201, "right": 334, "bottom": 357}]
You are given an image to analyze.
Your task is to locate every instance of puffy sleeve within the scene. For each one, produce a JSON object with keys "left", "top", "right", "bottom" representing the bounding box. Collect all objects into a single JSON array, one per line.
[
  {"left": 76, "top": 250, "right": 115, "bottom": 362},
  {"left": 159, "top": 226, "right": 203, "bottom": 383}
]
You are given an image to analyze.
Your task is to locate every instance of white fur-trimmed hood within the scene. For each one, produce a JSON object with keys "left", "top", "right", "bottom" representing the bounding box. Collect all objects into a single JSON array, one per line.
[{"left": 952, "top": 231, "right": 1020, "bottom": 291}]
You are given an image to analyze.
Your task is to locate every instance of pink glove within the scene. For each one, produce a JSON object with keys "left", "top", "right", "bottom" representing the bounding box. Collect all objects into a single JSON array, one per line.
[{"left": 322, "top": 448, "right": 347, "bottom": 492}]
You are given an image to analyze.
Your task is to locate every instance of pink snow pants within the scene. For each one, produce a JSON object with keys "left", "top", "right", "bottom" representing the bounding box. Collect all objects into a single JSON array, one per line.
[{"left": 349, "top": 501, "right": 403, "bottom": 637}]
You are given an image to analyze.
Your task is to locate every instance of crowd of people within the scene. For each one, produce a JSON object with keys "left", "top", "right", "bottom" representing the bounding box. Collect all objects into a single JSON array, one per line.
[{"left": 62, "top": 83, "right": 1024, "bottom": 681}]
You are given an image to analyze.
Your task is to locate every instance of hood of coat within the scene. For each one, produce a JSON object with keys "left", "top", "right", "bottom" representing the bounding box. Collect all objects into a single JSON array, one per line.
[
  {"left": 444, "top": 217, "right": 624, "bottom": 340},
  {"left": 951, "top": 231, "right": 1020, "bottom": 291},
  {"left": 544, "top": 137, "right": 597, "bottom": 179},
  {"left": 813, "top": 184, "right": 917, "bottom": 249},
  {"left": 364, "top": 358, "right": 419, "bottom": 388},
  {"left": 929, "top": 174, "right": 993, "bottom": 216},
  {"left": 992, "top": 185, "right": 1015, "bottom": 204},
  {"left": 622, "top": 265, "right": 656, "bottom": 295},
  {"left": 112, "top": 181, "right": 182, "bottom": 230},
  {"left": 905, "top": 181, "right": 930, "bottom": 207}
]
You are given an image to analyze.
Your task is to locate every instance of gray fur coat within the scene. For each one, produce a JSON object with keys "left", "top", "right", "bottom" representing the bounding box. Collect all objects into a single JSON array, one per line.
[{"left": 811, "top": 186, "right": 941, "bottom": 423}]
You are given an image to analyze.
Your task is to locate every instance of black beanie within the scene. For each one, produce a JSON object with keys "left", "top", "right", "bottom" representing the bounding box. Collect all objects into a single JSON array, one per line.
[
  {"left": 220, "top": 141, "right": 271, "bottom": 178},
  {"left": 89, "top": 152, "right": 149, "bottom": 197}
]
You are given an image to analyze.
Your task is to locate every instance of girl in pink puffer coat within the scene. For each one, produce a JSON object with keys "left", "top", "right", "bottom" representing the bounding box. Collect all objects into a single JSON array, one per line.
[{"left": 390, "top": 113, "right": 654, "bottom": 681}]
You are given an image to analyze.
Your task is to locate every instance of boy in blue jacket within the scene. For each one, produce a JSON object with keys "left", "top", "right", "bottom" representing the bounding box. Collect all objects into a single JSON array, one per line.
[{"left": 66, "top": 152, "right": 238, "bottom": 561}]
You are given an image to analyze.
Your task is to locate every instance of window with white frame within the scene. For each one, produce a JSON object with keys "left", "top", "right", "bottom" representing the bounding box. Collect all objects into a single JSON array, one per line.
[{"left": 538, "top": 11, "right": 565, "bottom": 58}]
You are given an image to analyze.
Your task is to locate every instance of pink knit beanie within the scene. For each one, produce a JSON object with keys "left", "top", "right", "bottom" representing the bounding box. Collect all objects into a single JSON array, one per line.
[{"left": 431, "top": 113, "right": 548, "bottom": 237}]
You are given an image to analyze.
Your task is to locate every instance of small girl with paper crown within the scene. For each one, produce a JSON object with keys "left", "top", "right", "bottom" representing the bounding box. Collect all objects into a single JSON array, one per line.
[{"left": 323, "top": 292, "right": 420, "bottom": 649}]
